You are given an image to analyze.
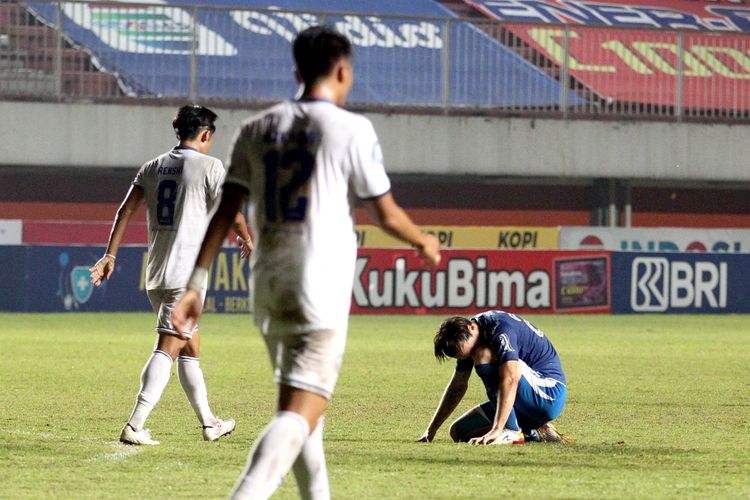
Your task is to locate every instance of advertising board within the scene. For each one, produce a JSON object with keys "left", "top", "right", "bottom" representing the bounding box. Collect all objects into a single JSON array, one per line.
[
  {"left": 356, "top": 225, "right": 559, "bottom": 249},
  {"left": 351, "top": 249, "right": 611, "bottom": 314},
  {"left": 0, "top": 220, "right": 22, "bottom": 245},
  {"left": 0, "top": 246, "right": 251, "bottom": 313},
  {"left": 560, "top": 226, "right": 750, "bottom": 253},
  {"left": 611, "top": 252, "right": 750, "bottom": 313},
  {"left": 4, "top": 245, "right": 748, "bottom": 315}
]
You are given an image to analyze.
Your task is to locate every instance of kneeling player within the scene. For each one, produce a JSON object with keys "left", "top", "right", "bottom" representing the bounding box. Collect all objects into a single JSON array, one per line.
[{"left": 418, "top": 311, "right": 571, "bottom": 445}]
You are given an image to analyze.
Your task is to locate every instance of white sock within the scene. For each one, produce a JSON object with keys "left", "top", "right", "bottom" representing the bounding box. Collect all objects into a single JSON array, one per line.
[
  {"left": 231, "top": 411, "right": 310, "bottom": 500},
  {"left": 177, "top": 356, "right": 215, "bottom": 427},
  {"left": 292, "top": 417, "right": 330, "bottom": 500},
  {"left": 127, "top": 350, "right": 172, "bottom": 431}
]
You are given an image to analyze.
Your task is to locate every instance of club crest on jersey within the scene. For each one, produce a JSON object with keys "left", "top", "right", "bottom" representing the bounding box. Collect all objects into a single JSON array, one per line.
[
  {"left": 70, "top": 266, "right": 94, "bottom": 304},
  {"left": 498, "top": 333, "right": 514, "bottom": 353}
]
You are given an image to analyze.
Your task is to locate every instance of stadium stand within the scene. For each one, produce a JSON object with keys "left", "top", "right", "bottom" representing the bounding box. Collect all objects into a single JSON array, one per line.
[
  {"left": 1, "top": 0, "right": 749, "bottom": 238},
  {"left": 0, "top": 0, "right": 122, "bottom": 97},
  {"left": 456, "top": 0, "right": 750, "bottom": 119},
  {"left": 22, "top": 0, "right": 582, "bottom": 107},
  {"left": 5, "top": 0, "right": 750, "bottom": 120}
]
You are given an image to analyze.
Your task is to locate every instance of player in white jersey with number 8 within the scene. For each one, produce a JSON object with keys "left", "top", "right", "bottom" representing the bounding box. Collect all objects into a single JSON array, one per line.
[
  {"left": 173, "top": 26, "right": 441, "bottom": 499},
  {"left": 89, "top": 105, "right": 253, "bottom": 446}
]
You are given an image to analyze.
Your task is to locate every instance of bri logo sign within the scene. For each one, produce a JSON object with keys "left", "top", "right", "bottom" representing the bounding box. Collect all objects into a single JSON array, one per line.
[{"left": 630, "top": 257, "right": 727, "bottom": 312}]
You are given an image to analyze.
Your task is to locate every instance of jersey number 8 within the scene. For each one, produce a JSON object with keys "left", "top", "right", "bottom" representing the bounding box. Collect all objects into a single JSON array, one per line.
[{"left": 157, "top": 179, "right": 178, "bottom": 227}]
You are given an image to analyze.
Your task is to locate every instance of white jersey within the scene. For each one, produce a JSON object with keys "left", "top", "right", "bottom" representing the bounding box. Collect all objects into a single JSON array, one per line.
[
  {"left": 134, "top": 147, "right": 225, "bottom": 290},
  {"left": 225, "top": 99, "right": 390, "bottom": 334}
]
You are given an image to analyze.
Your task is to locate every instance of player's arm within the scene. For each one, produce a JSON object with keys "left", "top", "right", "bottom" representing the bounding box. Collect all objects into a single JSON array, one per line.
[
  {"left": 172, "top": 183, "right": 248, "bottom": 338},
  {"left": 417, "top": 368, "right": 471, "bottom": 442},
  {"left": 232, "top": 211, "right": 253, "bottom": 258},
  {"left": 364, "top": 192, "right": 440, "bottom": 268},
  {"left": 89, "top": 185, "right": 145, "bottom": 286},
  {"left": 469, "top": 360, "right": 520, "bottom": 445}
]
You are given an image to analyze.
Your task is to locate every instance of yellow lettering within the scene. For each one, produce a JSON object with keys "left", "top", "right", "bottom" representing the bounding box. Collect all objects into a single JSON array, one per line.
[
  {"left": 528, "top": 28, "right": 615, "bottom": 72},
  {"left": 206, "top": 262, "right": 213, "bottom": 291},
  {"left": 232, "top": 253, "right": 247, "bottom": 291},
  {"left": 203, "top": 296, "right": 216, "bottom": 313},
  {"left": 356, "top": 230, "right": 366, "bottom": 247},
  {"left": 139, "top": 252, "right": 148, "bottom": 291},
  {"left": 631, "top": 42, "right": 711, "bottom": 77},
  {"left": 223, "top": 296, "right": 249, "bottom": 313},
  {"left": 691, "top": 46, "right": 750, "bottom": 79},
  {"left": 213, "top": 253, "right": 230, "bottom": 291},
  {"left": 601, "top": 40, "right": 653, "bottom": 74},
  {"left": 428, "top": 230, "right": 453, "bottom": 247}
]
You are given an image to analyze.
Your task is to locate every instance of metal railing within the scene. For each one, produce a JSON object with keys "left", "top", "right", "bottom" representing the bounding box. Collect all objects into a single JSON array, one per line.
[{"left": 2, "top": 0, "right": 750, "bottom": 121}]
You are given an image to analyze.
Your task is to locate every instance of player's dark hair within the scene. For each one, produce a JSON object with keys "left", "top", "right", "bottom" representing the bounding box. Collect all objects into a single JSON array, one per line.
[
  {"left": 293, "top": 25, "right": 352, "bottom": 85},
  {"left": 173, "top": 105, "right": 217, "bottom": 141},
  {"left": 434, "top": 316, "right": 473, "bottom": 362}
]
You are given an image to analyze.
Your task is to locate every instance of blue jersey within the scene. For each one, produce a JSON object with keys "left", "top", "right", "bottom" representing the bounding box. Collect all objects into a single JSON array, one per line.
[{"left": 456, "top": 311, "right": 566, "bottom": 404}]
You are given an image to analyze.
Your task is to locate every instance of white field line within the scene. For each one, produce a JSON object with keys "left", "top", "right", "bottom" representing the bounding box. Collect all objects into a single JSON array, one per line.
[{"left": 2, "top": 428, "right": 143, "bottom": 462}]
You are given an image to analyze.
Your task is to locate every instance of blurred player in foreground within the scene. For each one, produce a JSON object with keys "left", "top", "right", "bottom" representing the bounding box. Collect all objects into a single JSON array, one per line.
[
  {"left": 173, "top": 25, "right": 440, "bottom": 499},
  {"left": 418, "top": 310, "right": 571, "bottom": 445},
  {"left": 90, "top": 105, "right": 253, "bottom": 445}
]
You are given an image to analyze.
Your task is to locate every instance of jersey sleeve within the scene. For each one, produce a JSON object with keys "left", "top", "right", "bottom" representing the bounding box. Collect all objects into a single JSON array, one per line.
[
  {"left": 490, "top": 329, "right": 520, "bottom": 364},
  {"left": 349, "top": 118, "right": 391, "bottom": 200},
  {"left": 132, "top": 161, "right": 150, "bottom": 187},
  {"left": 224, "top": 124, "right": 253, "bottom": 192},
  {"left": 206, "top": 158, "right": 226, "bottom": 204}
]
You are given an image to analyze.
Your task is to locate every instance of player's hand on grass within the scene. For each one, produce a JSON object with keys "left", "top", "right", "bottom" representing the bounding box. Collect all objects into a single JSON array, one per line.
[
  {"left": 89, "top": 254, "right": 116, "bottom": 286},
  {"left": 237, "top": 235, "right": 253, "bottom": 259},
  {"left": 417, "top": 233, "right": 441, "bottom": 269},
  {"left": 416, "top": 429, "right": 435, "bottom": 443},
  {"left": 172, "top": 288, "right": 203, "bottom": 340},
  {"left": 469, "top": 427, "right": 504, "bottom": 445}
]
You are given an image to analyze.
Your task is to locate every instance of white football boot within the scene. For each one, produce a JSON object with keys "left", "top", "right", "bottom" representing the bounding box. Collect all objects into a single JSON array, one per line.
[
  {"left": 202, "top": 417, "right": 236, "bottom": 442},
  {"left": 489, "top": 428, "right": 525, "bottom": 445},
  {"left": 120, "top": 424, "right": 160, "bottom": 445}
]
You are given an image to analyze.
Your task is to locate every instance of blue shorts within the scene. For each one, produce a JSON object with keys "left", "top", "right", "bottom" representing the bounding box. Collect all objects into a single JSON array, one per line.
[
  {"left": 452, "top": 360, "right": 567, "bottom": 436},
  {"left": 512, "top": 360, "right": 567, "bottom": 430}
]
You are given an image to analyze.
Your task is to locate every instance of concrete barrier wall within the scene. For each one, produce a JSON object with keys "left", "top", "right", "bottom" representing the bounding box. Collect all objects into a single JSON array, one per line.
[{"left": 3, "top": 101, "right": 750, "bottom": 181}]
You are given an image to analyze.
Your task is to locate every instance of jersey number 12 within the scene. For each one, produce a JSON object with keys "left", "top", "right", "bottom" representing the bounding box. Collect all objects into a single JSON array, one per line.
[{"left": 263, "top": 148, "right": 314, "bottom": 222}]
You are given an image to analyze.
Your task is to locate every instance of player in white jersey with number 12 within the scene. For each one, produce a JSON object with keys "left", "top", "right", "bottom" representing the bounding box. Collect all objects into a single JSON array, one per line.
[
  {"left": 89, "top": 105, "right": 253, "bottom": 446},
  {"left": 173, "top": 26, "right": 441, "bottom": 499}
]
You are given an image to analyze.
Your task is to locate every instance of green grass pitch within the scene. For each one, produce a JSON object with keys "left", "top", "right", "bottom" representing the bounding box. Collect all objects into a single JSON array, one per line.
[{"left": 1, "top": 313, "right": 748, "bottom": 499}]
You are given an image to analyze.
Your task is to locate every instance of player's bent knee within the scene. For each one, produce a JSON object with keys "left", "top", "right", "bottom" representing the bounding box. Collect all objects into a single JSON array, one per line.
[{"left": 448, "top": 423, "right": 463, "bottom": 443}]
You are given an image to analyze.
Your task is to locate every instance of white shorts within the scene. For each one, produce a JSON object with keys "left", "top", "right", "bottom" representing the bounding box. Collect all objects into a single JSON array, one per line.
[
  {"left": 263, "top": 328, "right": 347, "bottom": 400},
  {"left": 147, "top": 288, "right": 206, "bottom": 338}
]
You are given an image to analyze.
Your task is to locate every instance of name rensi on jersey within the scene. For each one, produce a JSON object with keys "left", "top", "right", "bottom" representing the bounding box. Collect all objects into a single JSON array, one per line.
[{"left": 157, "top": 165, "right": 183, "bottom": 175}]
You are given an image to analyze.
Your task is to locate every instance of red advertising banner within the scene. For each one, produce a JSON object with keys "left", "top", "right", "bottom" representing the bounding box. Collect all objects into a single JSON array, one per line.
[
  {"left": 351, "top": 249, "right": 611, "bottom": 315},
  {"left": 470, "top": 0, "right": 750, "bottom": 109},
  {"left": 470, "top": 0, "right": 750, "bottom": 32},
  {"left": 509, "top": 24, "right": 750, "bottom": 109}
]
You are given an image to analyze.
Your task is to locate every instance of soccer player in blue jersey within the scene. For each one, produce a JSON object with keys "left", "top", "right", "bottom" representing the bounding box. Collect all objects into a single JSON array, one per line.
[{"left": 418, "top": 311, "right": 571, "bottom": 445}]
